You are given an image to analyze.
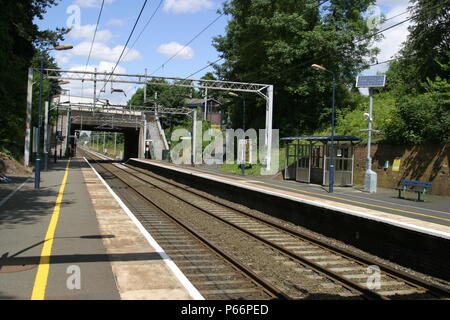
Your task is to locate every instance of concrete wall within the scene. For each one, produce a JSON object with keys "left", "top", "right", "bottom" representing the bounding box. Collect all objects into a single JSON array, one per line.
[
  {"left": 128, "top": 159, "right": 450, "bottom": 281},
  {"left": 354, "top": 143, "right": 450, "bottom": 196}
]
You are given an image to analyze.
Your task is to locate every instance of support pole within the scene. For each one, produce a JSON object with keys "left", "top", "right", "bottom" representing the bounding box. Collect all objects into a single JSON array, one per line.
[
  {"left": 114, "top": 132, "right": 117, "bottom": 158},
  {"left": 144, "top": 68, "right": 147, "bottom": 105},
  {"left": 329, "top": 75, "right": 336, "bottom": 193},
  {"left": 192, "top": 110, "right": 197, "bottom": 166},
  {"left": 265, "top": 85, "right": 273, "bottom": 173},
  {"left": 24, "top": 68, "right": 33, "bottom": 167},
  {"left": 54, "top": 106, "right": 58, "bottom": 163},
  {"left": 44, "top": 101, "right": 49, "bottom": 171},
  {"left": 34, "top": 57, "right": 44, "bottom": 188},
  {"left": 93, "top": 68, "right": 97, "bottom": 115},
  {"left": 204, "top": 88, "right": 208, "bottom": 121},
  {"left": 364, "top": 88, "right": 377, "bottom": 193}
]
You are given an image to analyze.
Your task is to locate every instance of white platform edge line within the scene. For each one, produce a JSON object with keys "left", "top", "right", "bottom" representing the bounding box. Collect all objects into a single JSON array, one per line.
[
  {"left": 0, "top": 178, "right": 29, "bottom": 209},
  {"left": 83, "top": 156, "right": 205, "bottom": 300},
  {"left": 134, "top": 159, "right": 450, "bottom": 240}
]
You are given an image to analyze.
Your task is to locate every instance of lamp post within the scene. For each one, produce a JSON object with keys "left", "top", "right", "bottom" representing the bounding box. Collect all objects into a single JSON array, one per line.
[
  {"left": 35, "top": 44, "right": 73, "bottom": 189},
  {"left": 311, "top": 64, "right": 336, "bottom": 193},
  {"left": 53, "top": 85, "right": 70, "bottom": 164}
]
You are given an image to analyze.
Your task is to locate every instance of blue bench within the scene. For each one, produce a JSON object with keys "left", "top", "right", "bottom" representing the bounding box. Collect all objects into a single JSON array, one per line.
[{"left": 394, "top": 179, "right": 432, "bottom": 202}]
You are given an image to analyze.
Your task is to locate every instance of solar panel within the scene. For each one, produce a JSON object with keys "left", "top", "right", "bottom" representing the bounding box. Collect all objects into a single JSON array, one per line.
[{"left": 356, "top": 75, "right": 386, "bottom": 88}]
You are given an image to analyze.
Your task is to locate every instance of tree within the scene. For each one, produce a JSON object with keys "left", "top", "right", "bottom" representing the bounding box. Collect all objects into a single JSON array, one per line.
[
  {"left": 127, "top": 78, "right": 194, "bottom": 131},
  {"left": 383, "top": 74, "right": 450, "bottom": 144},
  {"left": 385, "top": 0, "right": 450, "bottom": 92},
  {"left": 380, "top": 1, "right": 449, "bottom": 144},
  {"left": 0, "top": 0, "right": 68, "bottom": 159},
  {"left": 212, "top": 0, "right": 381, "bottom": 135}
]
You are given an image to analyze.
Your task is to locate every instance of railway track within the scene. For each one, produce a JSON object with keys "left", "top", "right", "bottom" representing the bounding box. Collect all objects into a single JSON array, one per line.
[
  {"left": 81, "top": 150, "right": 281, "bottom": 300},
  {"left": 82, "top": 149, "right": 450, "bottom": 300}
]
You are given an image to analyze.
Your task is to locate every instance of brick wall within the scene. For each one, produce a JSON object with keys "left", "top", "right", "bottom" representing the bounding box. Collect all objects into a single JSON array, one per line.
[{"left": 354, "top": 143, "right": 450, "bottom": 196}]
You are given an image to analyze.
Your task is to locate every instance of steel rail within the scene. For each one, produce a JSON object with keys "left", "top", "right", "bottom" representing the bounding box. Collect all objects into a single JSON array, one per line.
[
  {"left": 123, "top": 164, "right": 450, "bottom": 299},
  {"left": 114, "top": 162, "right": 385, "bottom": 300},
  {"left": 121, "top": 162, "right": 450, "bottom": 300},
  {"left": 83, "top": 150, "right": 287, "bottom": 300}
]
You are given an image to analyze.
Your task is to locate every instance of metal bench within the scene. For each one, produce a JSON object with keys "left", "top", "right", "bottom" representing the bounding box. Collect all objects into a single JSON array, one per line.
[{"left": 394, "top": 179, "right": 432, "bottom": 202}]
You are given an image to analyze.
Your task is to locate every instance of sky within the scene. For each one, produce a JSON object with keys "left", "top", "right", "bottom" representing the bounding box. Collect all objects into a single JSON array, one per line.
[{"left": 35, "top": 0, "right": 413, "bottom": 104}]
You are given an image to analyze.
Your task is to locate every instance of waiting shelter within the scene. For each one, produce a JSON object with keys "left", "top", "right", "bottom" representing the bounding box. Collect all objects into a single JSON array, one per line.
[{"left": 282, "top": 136, "right": 361, "bottom": 186}]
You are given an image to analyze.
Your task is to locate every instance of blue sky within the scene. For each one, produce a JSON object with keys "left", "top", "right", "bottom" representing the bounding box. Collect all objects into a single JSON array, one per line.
[{"left": 35, "top": 0, "right": 412, "bottom": 103}]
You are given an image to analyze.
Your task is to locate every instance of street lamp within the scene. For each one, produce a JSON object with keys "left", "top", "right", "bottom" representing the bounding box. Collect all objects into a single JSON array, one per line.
[
  {"left": 35, "top": 44, "right": 72, "bottom": 189},
  {"left": 311, "top": 64, "right": 336, "bottom": 193}
]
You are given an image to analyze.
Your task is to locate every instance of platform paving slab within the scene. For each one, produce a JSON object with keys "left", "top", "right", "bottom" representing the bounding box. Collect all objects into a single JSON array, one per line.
[
  {"left": 79, "top": 159, "right": 195, "bottom": 300},
  {"left": 0, "top": 159, "right": 119, "bottom": 300}
]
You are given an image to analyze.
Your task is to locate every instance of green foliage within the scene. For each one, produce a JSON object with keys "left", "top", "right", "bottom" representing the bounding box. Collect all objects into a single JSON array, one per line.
[
  {"left": 387, "top": 0, "right": 450, "bottom": 91},
  {"left": 314, "top": 92, "right": 395, "bottom": 142},
  {"left": 383, "top": 76, "right": 450, "bottom": 144},
  {"left": 379, "top": 1, "right": 450, "bottom": 144},
  {"left": 128, "top": 78, "right": 195, "bottom": 130},
  {"left": 0, "top": 0, "right": 67, "bottom": 161},
  {"left": 213, "top": 0, "right": 380, "bottom": 135}
]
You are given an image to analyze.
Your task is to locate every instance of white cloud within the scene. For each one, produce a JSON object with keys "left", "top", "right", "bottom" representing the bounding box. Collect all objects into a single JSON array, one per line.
[
  {"left": 372, "top": 3, "right": 412, "bottom": 69},
  {"left": 54, "top": 50, "right": 73, "bottom": 67},
  {"left": 157, "top": 42, "right": 194, "bottom": 60},
  {"left": 163, "top": 0, "right": 213, "bottom": 14},
  {"left": 360, "top": 1, "right": 411, "bottom": 94},
  {"left": 73, "top": 0, "right": 114, "bottom": 8},
  {"left": 377, "top": 0, "right": 409, "bottom": 8},
  {"left": 72, "top": 41, "right": 142, "bottom": 62},
  {"left": 69, "top": 24, "right": 112, "bottom": 42},
  {"left": 106, "top": 18, "right": 126, "bottom": 27}
]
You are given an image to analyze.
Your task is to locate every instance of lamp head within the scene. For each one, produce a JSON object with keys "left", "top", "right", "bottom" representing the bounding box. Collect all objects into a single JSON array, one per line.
[
  {"left": 54, "top": 44, "right": 73, "bottom": 51},
  {"left": 311, "top": 64, "right": 327, "bottom": 71},
  {"left": 228, "top": 92, "right": 239, "bottom": 97}
]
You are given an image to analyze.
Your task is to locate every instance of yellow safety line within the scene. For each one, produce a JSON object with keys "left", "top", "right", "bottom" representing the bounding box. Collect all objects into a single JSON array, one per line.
[
  {"left": 31, "top": 159, "right": 71, "bottom": 300},
  {"left": 246, "top": 180, "right": 450, "bottom": 223}
]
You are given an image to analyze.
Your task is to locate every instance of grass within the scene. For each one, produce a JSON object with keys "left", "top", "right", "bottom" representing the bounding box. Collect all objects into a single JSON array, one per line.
[
  {"left": 217, "top": 146, "right": 287, "bottom": 176},
  {"left": 88, "top": 141, "right": 124, "bottom": 159}
]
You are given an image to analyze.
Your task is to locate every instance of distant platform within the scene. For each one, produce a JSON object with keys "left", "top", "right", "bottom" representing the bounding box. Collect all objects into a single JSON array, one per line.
[{"left": 129, "top": 159, "right": 450, "bottom": 238}]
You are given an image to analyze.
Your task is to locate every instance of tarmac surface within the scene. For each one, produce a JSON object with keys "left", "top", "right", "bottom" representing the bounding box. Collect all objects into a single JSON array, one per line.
[
  {"left": 0, "top": 159, "right": 119, "bottom": 299},
  {"left": 0, "top": 157, "right": 198, "bottom": 300}
]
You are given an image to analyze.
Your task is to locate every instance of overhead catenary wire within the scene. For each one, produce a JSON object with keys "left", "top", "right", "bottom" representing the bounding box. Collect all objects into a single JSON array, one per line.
[
  {"left": 149, "top": 12, "right": 225, "bottom": 76},
  {"left": 121, "top": 0, "right": 164, "bottom": 63},
  {"left": 80, "top": 0, "right": 105, "bottom": 98},
  {"left": 98, "top": 0, "right": 149, "bottom": 96},
  {"left": 183, "top": 1, "right": 442, "bottom": 81},
  {"left": 252, "top": 15, "right": 419, "bottom": 83},
  {"left": 183, "top": 0, "right": 330, "bottom": 79},
  {"left": 84, "top": 0, "right": 106, "bottom": 74}
]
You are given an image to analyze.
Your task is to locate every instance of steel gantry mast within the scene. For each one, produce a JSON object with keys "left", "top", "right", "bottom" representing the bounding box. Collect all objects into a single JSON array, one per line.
[{"left": 35, "top": 68, "right": 275, "bottom": 171}]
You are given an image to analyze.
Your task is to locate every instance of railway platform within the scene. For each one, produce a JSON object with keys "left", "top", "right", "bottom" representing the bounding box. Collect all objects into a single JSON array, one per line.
[
  {"left": 130, "top": 159, "right": 450, "bottom": 234},
  {"left": 0, "top": 157, "right": 201, "bottom": 300},
  {"left": 127, "top": 158, "right": 450, "bottom": 281}
]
